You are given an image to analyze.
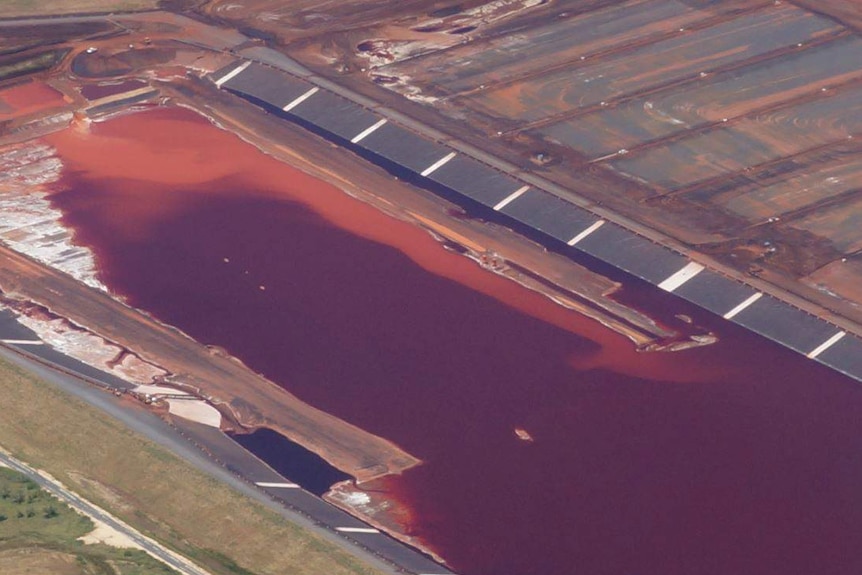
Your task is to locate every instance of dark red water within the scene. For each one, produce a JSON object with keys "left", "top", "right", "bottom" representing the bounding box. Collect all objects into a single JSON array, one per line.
[
  {"left": 45, "top": 108, "right": 862, "bottom": 575},
  {"left": 80, "top": 79, "right": 147, "bottom": 100}
]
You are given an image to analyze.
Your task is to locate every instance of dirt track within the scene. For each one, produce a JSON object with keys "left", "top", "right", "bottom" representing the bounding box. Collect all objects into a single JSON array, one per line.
[{"left": 0, "top": 243, "right": 419, "bottom": 481}]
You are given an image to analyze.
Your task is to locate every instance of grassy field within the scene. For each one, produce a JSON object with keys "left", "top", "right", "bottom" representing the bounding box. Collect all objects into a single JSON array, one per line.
[
  {"left": 0, "top": 355, "right": 386, "bottom": 575},
  {"left": 0, "top": 1, "right": 158, "bottom": 17},
  {"left": 0, "top": 466, "right": 177, "bottom": 575}
]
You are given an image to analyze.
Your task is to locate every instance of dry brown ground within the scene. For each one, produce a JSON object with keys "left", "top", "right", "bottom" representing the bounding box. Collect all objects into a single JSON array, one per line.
[{"left": 0, "top": 549, "right": 84, "bottom": 575}]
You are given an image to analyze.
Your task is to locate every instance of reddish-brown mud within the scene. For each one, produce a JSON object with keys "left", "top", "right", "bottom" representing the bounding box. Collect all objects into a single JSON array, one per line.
[
  {"left": 80, "top": 79, "right": 147, "bottom": 101},
  {"left": 0, "top": 81, "right": 66, "bottom": 120},
  {"left": 43, "top": 107, "right": 862, "bottom": 575},
  {"left": 43, "top": 107, "right": 667, "bottom": 365}
]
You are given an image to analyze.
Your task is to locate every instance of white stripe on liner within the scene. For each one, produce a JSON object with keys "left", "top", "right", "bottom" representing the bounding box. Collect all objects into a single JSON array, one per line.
[
  {"left": 350, "top": 118, "right": 387, "bottom": 144},
  {"left": 1, "top": 339, "right": 43, "bottom": 345},
  {"left": 336, "top": 527, "right": 380, "bottom": 534},
  {"left": 282, "top": 87, "right": 319, "bottom": 112},
  {"left": 493, "top": 185, "right": 530, "bottom": 211},
  {"left": 214, "top": 61, "right": 251, "bottom": 88},
  {"left": 255, "top": 481, "right": 300, "bottom": 488},
  {"left": 806, "top": 331, "right": 846, "bottom": 359},
  {"left": 566, "top": 220, "right": 605, "bottom": 246},
  {"left": 657, "top": 261, "right": 705, "bottom": 293},
  {"left": 723, "top": 292, "right": 762, "bottom": 320},
  {"left": 420, "top": 152, "right": 456, "bottom": 177}
]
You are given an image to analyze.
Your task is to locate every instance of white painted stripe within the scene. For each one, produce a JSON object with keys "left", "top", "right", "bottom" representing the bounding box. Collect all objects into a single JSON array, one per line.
[
  {"left": 591, "top": 151, "right": 619, "bottom": 163},
  {"left": 657, "top": 261, "right": 705, "bottom": 292},
  {"left": 807, "top": 331, "right": 846, "bottom": 359},
  {"left": 567, "top": 220, "right": 605, "bottom": 246},
  {"left": 214, "top": 61, "right": 251, "bottom": 88},
  {"left": 493, "top": 185, "right": 530, "bottom": 211},
  {"left": 336, "top": 527, "right": 380, "bottom": 534},
  {"left": 723, "top": 292, "right": 763, "bottom": 320},
  {"left": 282, "top": 87, "right": 319, "bottom": 112},
  {"left": 255, "top": 481, "right": 300, "bottom": 488},
  {"left": 350, "top": 118, "right": 387, "bottom": 144},
  {"left": 1, "top": 339, "right": 43, "bottom": 345},
  {"left": 420, "top": 152, "right": 457, "bottom": 177}
]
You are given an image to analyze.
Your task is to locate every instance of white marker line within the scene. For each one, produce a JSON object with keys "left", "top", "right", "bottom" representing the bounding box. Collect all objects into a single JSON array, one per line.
[
  {"left": 255, "top": 481, "right": 300, "bottom": 488},
  {"left": 723, "top": 292, "right": 762, "bottom": 320},
  {"left": 1, "top": 339, "right": 43, "bottom": 345},
  {"left": 658, "top": 261, "right": 705, "bottom": 292},
  {"left": 351, "top": 118, "right": 387, "bottom": 144},
  {"left": 807, "top": 331, "right": 846, "bottom": 359},
  {"left": 567, "top": 220, "right": 605, "bottom": 246},
  {"left": 336, "top": 527, "right": 380, "bottom": 534},
  {"left": 214, "top": 61, "right": 251, "bottom": 88},
  {"left": 282, "top": 87, "right": 319, "bottom": 112},
  {"left": 493, "top": 185, "right": 530, "bottom": 211},
  {"left": 420, "top": 152, "right": 456, "bottom": 177}
]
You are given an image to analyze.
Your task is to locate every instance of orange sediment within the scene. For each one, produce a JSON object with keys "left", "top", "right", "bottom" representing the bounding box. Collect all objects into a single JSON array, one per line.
[{"left": 0, "top": 81, "right": 66, "bottom": 120}]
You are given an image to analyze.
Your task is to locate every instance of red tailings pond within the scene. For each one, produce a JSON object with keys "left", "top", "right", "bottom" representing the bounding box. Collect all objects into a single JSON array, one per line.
[
  {"left": 0, "top": 80, "right": 66, "bottom": 119},
  {"left": 43, "top": 107, "right": 862, "bottom": 575}
]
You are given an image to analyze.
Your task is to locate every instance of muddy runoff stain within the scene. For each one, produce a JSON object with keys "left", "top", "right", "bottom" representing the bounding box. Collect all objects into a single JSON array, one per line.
[{"left": 43, "top": 107, "right": 862, "bottom": 575}]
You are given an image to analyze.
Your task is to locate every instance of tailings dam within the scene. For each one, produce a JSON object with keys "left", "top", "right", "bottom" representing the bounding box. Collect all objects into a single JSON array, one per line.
[{"left": 39, "top": 105, "right": 862, "bottom": 575}]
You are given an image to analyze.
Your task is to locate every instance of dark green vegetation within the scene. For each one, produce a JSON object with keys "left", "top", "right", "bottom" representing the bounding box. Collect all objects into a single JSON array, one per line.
[
  {"left": 0, "top": 50, "right": 68, "bottom": 82},
  {"left": 0, "top": 467, "right": 176, "bottom": 575}
]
